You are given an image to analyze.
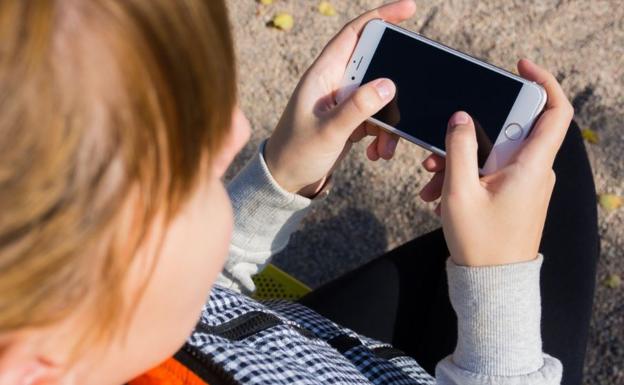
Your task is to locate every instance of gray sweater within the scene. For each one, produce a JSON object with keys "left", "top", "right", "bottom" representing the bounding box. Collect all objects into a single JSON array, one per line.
[{"left": 217, "top": 142, "right": 563, "bottom": 385}]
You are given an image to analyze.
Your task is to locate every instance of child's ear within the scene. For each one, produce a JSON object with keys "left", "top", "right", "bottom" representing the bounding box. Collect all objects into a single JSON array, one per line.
[{"left": 0, "top": 335, "right": 62, "bottom": 385}]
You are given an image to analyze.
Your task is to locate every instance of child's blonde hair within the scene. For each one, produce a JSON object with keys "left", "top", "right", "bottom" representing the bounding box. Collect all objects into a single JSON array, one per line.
[{"left": 0, "top": 0, "right": 235, "bottom": 346}]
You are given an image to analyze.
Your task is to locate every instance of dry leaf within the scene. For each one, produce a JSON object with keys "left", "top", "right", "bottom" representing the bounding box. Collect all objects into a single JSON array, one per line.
[
  {"left": 273, "top": 12, "right": 294, "bottom": 31},
  {"left": 259, "top": 0, "right": 273, "bottom": 4},
  {"left": 581, "top": 128, "right": 599, "bottom": 144},
  {"left": 598, "top": 194, "right": 623, "bottom": 211},
  {"left": 605, "top": 274, "right": 621, "bottom": 289},
  {"left": 319, "top": 1, "right": 337, "bottom": 16}
]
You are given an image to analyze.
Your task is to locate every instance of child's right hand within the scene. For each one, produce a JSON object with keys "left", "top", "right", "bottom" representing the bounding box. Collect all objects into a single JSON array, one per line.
[{"left": 419, "top": 59, "right": 574, "bottom": 267}]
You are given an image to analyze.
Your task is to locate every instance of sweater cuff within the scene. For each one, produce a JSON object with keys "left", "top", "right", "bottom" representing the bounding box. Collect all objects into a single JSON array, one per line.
[
  {"left": 227, "top": 140, "right": 315, "bottom": 253},
  {"left": 446, "top": 254, "right": 544, "bottom": 376},
  {"left": 221, "top": 140, "right": 326, "bottom": 292}
]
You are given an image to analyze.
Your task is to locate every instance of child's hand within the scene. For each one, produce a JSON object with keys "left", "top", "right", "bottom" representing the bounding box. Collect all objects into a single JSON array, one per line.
[
  {"left": 264, "top": 0, "right": 416, "bottom": 197},
  {"left": 420, "top": 59, "right": 574, "bottom": 267}
]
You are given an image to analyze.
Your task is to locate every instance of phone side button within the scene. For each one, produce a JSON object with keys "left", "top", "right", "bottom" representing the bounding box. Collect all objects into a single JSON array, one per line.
[{"left": 504, "top": 123, "right": 523, "bottom": 141}]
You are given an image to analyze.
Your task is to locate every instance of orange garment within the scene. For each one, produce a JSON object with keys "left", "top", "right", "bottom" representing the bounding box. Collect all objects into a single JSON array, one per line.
[{"left": 129, "top": 357, "right": 208, "bottom": 385}]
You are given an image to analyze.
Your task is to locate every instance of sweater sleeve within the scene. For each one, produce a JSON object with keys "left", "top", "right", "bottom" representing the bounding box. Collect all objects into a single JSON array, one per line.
[
  {"left": 217, "top": 141, "right": 327, "bottom": 294},
  {"left": 435, "top": 254, "right": 563, "bottom": 385}
]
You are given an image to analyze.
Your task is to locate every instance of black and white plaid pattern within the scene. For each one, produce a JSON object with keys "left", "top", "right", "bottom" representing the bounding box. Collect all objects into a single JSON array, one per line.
[{"left": 188, "top": 286, "right": 435, "bottom": 385}]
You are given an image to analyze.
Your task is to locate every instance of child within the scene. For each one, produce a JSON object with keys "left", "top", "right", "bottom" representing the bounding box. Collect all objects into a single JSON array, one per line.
[{"left": 0, "top": 1, "right": 597, "bottom": 385}]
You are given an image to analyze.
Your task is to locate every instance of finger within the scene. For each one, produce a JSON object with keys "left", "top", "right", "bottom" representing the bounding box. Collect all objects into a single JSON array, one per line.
[
  {"left": 422, "top": 153, "right": 445, "bottom": 172},
  {"left": 419, "top": 171, "right": 445, "bottom": 202},
  {"left": 365, "top": 121, "right": 380, "bottom": 136},
  {"left": 515, "top": 107, "right": 572, "bottom": 167},
  {"left": 443, "top": 111, "right": 480, "bottom": 193},
  {"left": 348, "top": 121, "right": 380, "bottom": 143},
  {"left": 317, "top": 0, "right": 417, "bottom": 67},
  {"left": 327, "top": 78, "right": 396, "bottom": 138},
  {"left": 515, "top": 59, "right": 574, "bottom": 167},
  {"left": 349, "top": 123, "right": 367, "bottom": 142},
  {"left": 376, "top": 130, "right": 400, "bottom": 160},
  {"left": 518, "top": 59, "right": 571, "bottom": 111},
  {"left": 367, "top": 137, "right": 381, "bottom": 161}
]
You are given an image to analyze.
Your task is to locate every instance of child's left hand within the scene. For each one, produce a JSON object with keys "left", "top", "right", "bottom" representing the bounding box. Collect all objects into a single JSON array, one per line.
[{"left": 264, "top": 0, "right": 416, "bottom": 197}]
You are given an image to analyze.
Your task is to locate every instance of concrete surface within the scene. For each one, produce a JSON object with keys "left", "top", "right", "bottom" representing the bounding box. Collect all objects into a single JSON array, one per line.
[{"left": 225, "top": 1, "right": 623, "bottom": 383}]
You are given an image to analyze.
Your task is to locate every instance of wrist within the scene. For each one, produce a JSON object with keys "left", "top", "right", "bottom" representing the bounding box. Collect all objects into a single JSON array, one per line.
[
  {"left": 296, "top": 178, "right": 325, "bottom": 198},
  {"left": 263, "top": 138, "right": 300, "bottom": 193},
  {"left": 450, "top": 250, "right": 540, "bottom": 267},
  {"left": 296, "top": 175, "right": 332, "bottom": 199},
  {"left": 263, "top": 138, "right": 331, "bottom": 198}
]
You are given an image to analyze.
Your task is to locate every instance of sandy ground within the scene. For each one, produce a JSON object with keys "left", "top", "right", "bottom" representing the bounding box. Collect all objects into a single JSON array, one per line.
[{"left": 225, "top": 1, "right": 623, "bottom": 383}]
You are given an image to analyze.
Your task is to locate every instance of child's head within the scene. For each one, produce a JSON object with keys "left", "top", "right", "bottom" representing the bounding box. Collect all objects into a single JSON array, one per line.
[{"left": 0, "top": 1, "right": 249, "bottom": 383}]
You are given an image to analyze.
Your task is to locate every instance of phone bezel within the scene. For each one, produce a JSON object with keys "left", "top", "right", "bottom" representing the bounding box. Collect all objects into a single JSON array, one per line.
[{"left": 336, "top": 19, "right": 547, "bottom": 174}]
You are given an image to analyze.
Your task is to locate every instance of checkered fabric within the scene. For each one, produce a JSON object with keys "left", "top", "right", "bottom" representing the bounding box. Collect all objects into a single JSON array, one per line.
[{"left": 186, "top": 285, "right": 436, "bottom": 385}]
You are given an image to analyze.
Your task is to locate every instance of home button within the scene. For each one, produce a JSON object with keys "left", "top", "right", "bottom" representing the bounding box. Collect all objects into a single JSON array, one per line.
[{"left": 504, "top": 123, "right": 523, "bottom": 140}]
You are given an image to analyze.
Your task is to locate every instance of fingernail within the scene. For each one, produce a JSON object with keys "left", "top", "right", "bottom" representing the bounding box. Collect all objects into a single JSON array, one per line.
[
  {"left": 448, "top": 111, "right": 471, "bottom": 128},
  {"left": 374, "top": 79, "right": 394, "bottom": 100},
  {"left": 385, "top": 137, "right": 397, "bottom": 156}
]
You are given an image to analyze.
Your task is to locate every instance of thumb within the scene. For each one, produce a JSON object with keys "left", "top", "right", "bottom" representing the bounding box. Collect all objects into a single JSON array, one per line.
[
  {"left": 443, "top": 111, "right": 480, "bottom": 192},
  {"left": 328, "top": 78, "right": 395, "bottom": 135}
]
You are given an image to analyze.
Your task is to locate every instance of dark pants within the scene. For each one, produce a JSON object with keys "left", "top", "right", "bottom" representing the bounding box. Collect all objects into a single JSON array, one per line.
[{"left": 300, "top": 121, "right": 599, "bottom": 385}]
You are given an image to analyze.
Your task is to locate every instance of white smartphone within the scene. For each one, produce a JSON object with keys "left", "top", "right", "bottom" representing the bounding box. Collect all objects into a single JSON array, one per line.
[{"left": 337, "top": 19, "right": 547, "bottom": 174}]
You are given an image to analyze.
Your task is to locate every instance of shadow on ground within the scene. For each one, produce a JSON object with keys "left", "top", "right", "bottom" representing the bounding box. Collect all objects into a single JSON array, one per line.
[{"left": 273, "top": 207, "right": 388, "bottom": 287}]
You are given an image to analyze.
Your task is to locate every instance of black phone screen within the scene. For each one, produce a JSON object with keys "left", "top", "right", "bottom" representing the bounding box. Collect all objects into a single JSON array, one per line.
[{"left": 361, "top": 27, "right": 523, "bottom": 166}]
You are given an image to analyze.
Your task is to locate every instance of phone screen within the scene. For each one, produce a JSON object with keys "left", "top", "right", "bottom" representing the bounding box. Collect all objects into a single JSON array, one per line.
[{"left": 361, "top": 28, "right": 523, "bottom": 166}]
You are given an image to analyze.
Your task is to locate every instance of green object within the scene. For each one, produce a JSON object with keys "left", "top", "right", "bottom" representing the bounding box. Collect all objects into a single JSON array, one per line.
[{"left": 252, "top": 264, "right": 311, "bottom": 300}]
